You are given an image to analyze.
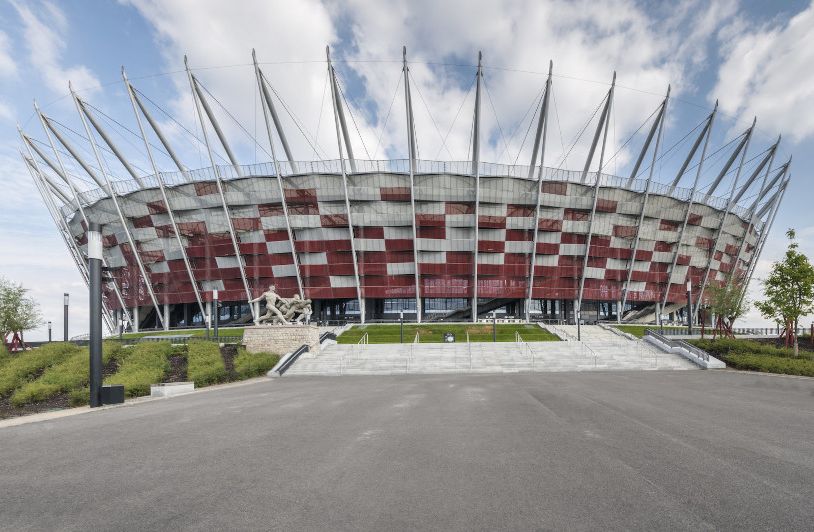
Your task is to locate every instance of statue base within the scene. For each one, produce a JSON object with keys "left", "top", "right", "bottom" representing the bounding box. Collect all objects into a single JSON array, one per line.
[{"left": 242, "top": 324, "right": 320, "bottom": 355}]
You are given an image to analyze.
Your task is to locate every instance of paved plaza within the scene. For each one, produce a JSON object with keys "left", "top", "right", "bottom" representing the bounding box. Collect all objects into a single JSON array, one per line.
[{"left": 1, "top": 371, "right": 813, "bottom": 530}]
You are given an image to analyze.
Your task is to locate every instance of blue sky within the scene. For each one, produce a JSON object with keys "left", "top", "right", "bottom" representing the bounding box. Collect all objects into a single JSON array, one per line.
[{"left": 1, "top": 0, "right": 813, "bottom": 339}]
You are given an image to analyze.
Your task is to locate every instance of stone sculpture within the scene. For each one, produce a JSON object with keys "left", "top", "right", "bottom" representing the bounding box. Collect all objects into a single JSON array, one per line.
[{"left": 250, "top": 285, "right": 312, "bottom": 325}]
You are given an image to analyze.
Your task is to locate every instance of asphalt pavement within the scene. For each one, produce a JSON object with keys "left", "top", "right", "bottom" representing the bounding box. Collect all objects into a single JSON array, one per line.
[{"left": 1, "top": 370, "right": 813, "bottom": 531}]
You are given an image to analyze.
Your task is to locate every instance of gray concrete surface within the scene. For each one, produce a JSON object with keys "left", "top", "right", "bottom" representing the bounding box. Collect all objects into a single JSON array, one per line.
[{"left": 1, "top": 371, "right": 813, "bottom": 531}]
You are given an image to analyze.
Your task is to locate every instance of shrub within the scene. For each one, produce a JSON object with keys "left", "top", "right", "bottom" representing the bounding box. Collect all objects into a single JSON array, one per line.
[
  {"left": 105, "top": 342, "right": 171, "bottom": 398},
  {"left": 10, "top": 342, "right": 124, "bottom": 406},
  {"left": 186, "top": 341, "right": 226, "bottom": 386},
  {"left": 724, "top": 354, "right": 814, "bottom": 377},
  {"left": 234, "top": 348, "right": 279, "bottom": 379},
  {"left": 691, "top": 338, "right": 808, "bottom": 360},
  {"left": 0, "top": 343, "right": 80, "bottom": 397}
]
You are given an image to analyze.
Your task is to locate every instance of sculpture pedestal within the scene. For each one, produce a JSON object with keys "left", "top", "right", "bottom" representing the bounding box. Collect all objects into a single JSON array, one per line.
[{"left": 243, "top": 324, "right": 319, "bottom": 354}]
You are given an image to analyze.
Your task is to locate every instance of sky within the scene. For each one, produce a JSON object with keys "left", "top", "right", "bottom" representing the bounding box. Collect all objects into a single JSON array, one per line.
[{"left": 1, "top": 0, "right": 813, "bottom": 340}]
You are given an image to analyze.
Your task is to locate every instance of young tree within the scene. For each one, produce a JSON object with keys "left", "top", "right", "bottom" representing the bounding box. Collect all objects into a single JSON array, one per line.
[
  {"left": 707, "top": 279, "right": 749, "bottom": 338},
  {"left": 755, "top": 229, "right": 814, "bottom": 356},
  {"left": 0, "top": 277, "right": 43, "bottom": 347}
]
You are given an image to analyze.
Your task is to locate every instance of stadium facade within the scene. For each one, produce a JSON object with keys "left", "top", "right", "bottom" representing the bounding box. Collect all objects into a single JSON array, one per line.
[{"left": 20, "top": 49, "right": 790, "bottom": 331}]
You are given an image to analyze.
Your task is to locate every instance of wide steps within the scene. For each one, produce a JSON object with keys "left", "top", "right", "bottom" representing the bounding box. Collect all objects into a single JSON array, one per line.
[{"left": 286, "top": 326, "right": 698, "bottom": 376}]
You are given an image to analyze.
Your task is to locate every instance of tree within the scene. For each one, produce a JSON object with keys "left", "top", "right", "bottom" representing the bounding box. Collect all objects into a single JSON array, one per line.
[
  {"left": 707, "top": 278, "right": 749, "bottom": 338},
  {"left": 0, "top": 277, "right": 43, "bottom": 348},
  {"left": 755, "top": 229, "right": 814, "bottom": 356}
]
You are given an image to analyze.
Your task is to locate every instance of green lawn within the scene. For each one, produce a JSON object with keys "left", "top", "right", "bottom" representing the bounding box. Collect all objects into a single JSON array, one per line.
[
  {"left": 689, "top": 338, "right": 814, "bottom": 377},
  {"left": 337, "top": 323, "right": 560, "bottom": 344},
  {"left": 613, "top": 325, "right": 688, "bottom": 338},
  {"left": 117, "top": 327, "right": 244, "bottom": 339}
]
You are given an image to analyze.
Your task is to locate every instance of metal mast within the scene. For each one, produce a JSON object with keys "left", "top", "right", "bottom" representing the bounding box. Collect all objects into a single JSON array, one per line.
[
  {"left": 471, "top": 51, "right": 483, "bottom": 323},
  {"left": 252, "top": 50, "right": 304, "bottom": 298},
  {"left": 253, "top": 50, "right": 298, "bottom": 173},
  {"left": 26, "top": 112, "right": 132, "bottom": 328},
  {"left": 403, "top": 46, "right": 423, "bottom": 322},
  {"left": 327, "top": 49, "right": 356, "bottom": 173},
  {"left": 184, "top": 56, "right": 256, "bottom": 321},
  {"left": 122, "top": 67, "right": 208, "bottom": 326},
  {"left": 619, "top": 86, "right": 670, "bottom": 317},
  {"left": 326, "top": 46, "right": 364, "bottom": 322},
  {"left": 576, "top": 72, "right": 615, "bottom": 318},
  {"left": 525, "top": 60, "right": 553, "bottom": 322},
  {"left": 68, "top": 83, "right": 167, "bottom": 330},
  {"left": 659, "top": 103, "right": 718, "bottom": 314},
  {"left": 693, "top": 118, "right": 756, "bottom": 319}
]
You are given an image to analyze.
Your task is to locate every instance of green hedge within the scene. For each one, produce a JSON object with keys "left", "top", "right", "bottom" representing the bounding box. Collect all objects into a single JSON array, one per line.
[
  {"left": 0, "top": 343, "right": 81, "bottom": 397},
  {"left": 690, "top": 338, "right": 814, "bottom": 376},
  {"left": 11, "top": 342, "right": 123, "bottom": 407},
  {"left": 186, "top": 341, "right": 227, "bottom": 386},
  {"left": 104, "top": 342, "right": 171, "bottom": 398},
  {"left": 234, "top": 348, "right": 279, "bottom": 379},
  {"left": 691, "top": 338, "right": 809, "bottom": 359},
  {"left": 723, "top": 353, "right": 814, "bottom": 377}
]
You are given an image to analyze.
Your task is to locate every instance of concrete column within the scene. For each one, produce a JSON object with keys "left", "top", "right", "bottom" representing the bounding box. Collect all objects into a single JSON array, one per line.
[
  {"left": 163, "top": 303, "right": 170, "bottom": 331},
  {"left": 132, "top": 306, "right": 139, "bottom": 333}
]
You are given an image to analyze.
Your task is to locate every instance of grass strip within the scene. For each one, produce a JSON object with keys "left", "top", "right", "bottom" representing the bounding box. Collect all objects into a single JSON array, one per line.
[
  {"left": 234, "top": 348, "right": 279, "bottom": 379},
  {"left": 337, "top": 324, "right": 559, "bottom": 344},
  {"left": 104, "top": 342, "right": 172, "bottom": 398},
  {"left": 187, "top": 341, "right": 227, "bottom": 386},
  {"left": 11, "top": 342, "right": 123, "bottom": 406},
  {"left": 0, "top": 343, "right": 81, "bottom": 397}
]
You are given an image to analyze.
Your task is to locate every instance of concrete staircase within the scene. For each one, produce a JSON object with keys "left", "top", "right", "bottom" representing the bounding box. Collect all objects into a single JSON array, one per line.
[{"left": 284, "top": 325, "right": 698, "bottom": 376}]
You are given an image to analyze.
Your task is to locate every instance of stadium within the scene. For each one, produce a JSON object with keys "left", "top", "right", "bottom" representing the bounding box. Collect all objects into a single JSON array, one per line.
[{"left": 20, "top": 49, "right": 790, "bottom": 332}]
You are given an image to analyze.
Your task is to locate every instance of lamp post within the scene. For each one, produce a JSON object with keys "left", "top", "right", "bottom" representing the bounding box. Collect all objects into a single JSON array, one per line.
[
  {"left": 686, "top": 280, "right": 692, "bottom": 335},
  {"left": 399, "top": 310, "right": 404, "bottom": 343},
  {"left": 63, "top": 293, "right": 69, "bottom": 341},
  {"left": 213, "top": 290, "right": 219, "bottom": 340},
  {"left": 119, "top": 317, "right": 125, "bottom": 340},
  {"left": 492, "top": 311, "right": 497, "bottom": 342},
  {"left": 87, "top": 222, "right": 103, "bottom": 408},
  {"left": 577, "top": 307, "right": 581, "bottom": 341},
  {"left": 47, "top": 321, "right": 52, "bottom": 343}
]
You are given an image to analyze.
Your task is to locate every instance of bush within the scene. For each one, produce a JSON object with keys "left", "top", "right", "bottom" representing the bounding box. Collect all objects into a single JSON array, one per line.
[
  {"left": 10, "top": 342, "right": 123, "bottom": 406},
  {"left": 0, "top": 343, "right": 80, "bottom": 397},
  {"left": 234, "top": 348, "right": 279, "bottom": 379},
  {"left": 691, "top": 338, "right": 808, "bottom": 359},
  {"left": 187, "top": 341, "right": 226, "bottom": 386},
  {"left": 724, "top": 354, "right": 814, "bottom": 377},
  {"left": 105, "top": 342, "right": 171, "bottom": 398}
]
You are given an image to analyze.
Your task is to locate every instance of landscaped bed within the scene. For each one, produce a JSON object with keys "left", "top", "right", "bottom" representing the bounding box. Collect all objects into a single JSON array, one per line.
[
  {"left": 612, "top": 325, "right": 689, "bottom": 338},
  {"left": 689, "top": 337, "right": 814, "bottom": 377},
  {"left": 337, "top": 323, "right": 560, "bottom": 344},
  {"left": 0, "top": 341, "right": 279, "bottom": 419}
]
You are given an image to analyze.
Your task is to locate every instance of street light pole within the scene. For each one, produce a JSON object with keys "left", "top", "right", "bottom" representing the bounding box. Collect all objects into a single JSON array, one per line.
[
  {"left": 686, "top": 280, "right": 693, "bottom": 335},
  {"left": 63, "top": 293, "right": 69, "bottom": 341},
  {"left": 88, "top": 223, "right": 103, "bottom": 408},
  {"left": 492, "top": 311, "right": 497, "bottom": 342},
  {"left": 213, "top": 289, "right": 219, "bottom": 340},
  {"left": 47, "top": 321, "right": 52, "bottom": 342},
  {"left": 400, "top": 310, "right": 404, "bottom": 343}
]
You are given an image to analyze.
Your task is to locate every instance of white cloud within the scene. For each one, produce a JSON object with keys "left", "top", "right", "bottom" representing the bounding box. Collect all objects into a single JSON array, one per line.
[
  {"left": 712, "top": 4, "right": 814, "bottom": 143},
  {"left": 0, "top": 30, "right": 17, "bottom": 77},
  {"left": 0, "top": 100, "right": 14, "bottom": 122},
  {"left": 123, "top": 0, "right": 738, "bottom": 177},
  {"left": 11, "top": 0, "right": 100, "bottom": 95}
]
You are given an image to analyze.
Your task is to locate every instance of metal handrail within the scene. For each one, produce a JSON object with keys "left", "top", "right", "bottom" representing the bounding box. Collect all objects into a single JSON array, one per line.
[{"left": 645, "top": 330, "right": 709, "bottom": 362}]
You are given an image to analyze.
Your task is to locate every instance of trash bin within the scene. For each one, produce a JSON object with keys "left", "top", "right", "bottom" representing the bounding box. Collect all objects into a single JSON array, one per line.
[
  {"left": 443, "top": 332, "right": 455, "bottom": 343},
  {"left": 101, "top": 384, "right": 125, "bottom": 405}
]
